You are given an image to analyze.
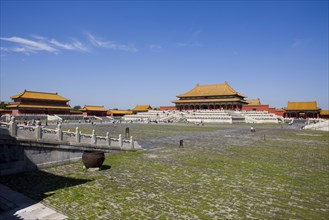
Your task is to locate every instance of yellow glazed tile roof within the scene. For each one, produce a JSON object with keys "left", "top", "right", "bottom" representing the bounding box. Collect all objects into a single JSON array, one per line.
[
  {"left": 81, "top": 105, "right": 108, "bottom": 111},
  {"left": 177, "top": 82, "right": 247, "bottom": 98},
  {"left": 246, "top": 98, "right": 261, "bottom": 105},
  {"left": 6, "top": 104, "right": 71, "bottom": 110},
  {"left": 108, "top": 110, "right": 133, "bottom": 115},
  {"left": 133, "top": 105, "right": 152, "bottom": 111},
  {"left": 284, "top": 101, "right": 320, "bottom": 111},
  {"left": 11, "top": 90, "right": 70, "bottom": 101},
  {"left": 320, "top": 110, "right": 329, "bottom": 115},
  {"left": 172, "top": 98, "right": 248, "bottom": 104}
]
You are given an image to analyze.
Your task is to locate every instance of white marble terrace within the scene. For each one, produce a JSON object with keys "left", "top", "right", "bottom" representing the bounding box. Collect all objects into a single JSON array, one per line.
[{"left": 123, "top": 110, "right": 282, "bottom": 124}]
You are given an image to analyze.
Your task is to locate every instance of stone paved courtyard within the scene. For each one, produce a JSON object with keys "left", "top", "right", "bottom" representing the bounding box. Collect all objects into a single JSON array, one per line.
[{"left": 1, "top": 123, "right": 328, "bottom": 219}]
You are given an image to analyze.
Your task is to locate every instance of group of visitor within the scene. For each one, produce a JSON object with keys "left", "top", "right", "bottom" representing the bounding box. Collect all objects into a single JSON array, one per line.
[{"left": 23, "top": 119, "right": 43, "bottom": 126}]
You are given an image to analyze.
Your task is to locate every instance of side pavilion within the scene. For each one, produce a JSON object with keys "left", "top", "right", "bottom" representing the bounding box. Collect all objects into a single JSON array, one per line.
[
  {"left": 80, "top": 105, "right": 108, "bottom": 117},
  {"left": 283, "top": 101, "right": 321, "bottom": 118}
]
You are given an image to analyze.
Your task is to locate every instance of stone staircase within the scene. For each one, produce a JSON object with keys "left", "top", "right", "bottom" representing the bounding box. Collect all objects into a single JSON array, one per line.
[{"left": 226, "top": 111, "right": 245, "bottom": 123}]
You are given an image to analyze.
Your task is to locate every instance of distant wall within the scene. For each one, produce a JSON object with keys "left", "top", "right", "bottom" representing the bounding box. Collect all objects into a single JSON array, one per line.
[
  {"left": 159, "top": 106, "right": 177, "bottom": 111},
  {"left": 274, "top": 110, "right": 284, "bottom": 117},
  {"left": 242, "top": 105, "right": 284, "bottom": 117},
  {"left": 242, "top": 104, "right": 271, "bottom": 111}
]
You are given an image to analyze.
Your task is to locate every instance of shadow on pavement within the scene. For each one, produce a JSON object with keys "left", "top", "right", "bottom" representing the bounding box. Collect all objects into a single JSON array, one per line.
[{"left": 0, "top": 170, "right": 92, "bottom": 219}]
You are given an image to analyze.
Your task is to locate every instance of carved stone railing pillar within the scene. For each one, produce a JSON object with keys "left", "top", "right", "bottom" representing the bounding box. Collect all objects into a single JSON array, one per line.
[
  {"left": 91, "top": 129, "right": 97, "bottom": 144},
  {"left": 9, "top": 116, "right": 17, "bottom": 137},
  {"left": 118, "top": 134, "right": 122, "bottom": 148},
  {"left": 75, "top": 127, "right": 80, "bottom": 143},
  {"left": 130, "top": 136, "right": 134, "bottom": 149},
  {"left": 106, "top": 132, "right": 111, "bottom": 147},
  {"left": 57, "top": 124, "right": 63, "bottom": 141},
  {"left": 35, "top": 125, "right": 42, "bottom": 140}
]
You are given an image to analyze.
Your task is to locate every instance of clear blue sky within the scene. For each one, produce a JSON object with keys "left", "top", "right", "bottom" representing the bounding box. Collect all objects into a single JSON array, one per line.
[{"left": 1, "top": 1, "right": 328, "bottom": 109}]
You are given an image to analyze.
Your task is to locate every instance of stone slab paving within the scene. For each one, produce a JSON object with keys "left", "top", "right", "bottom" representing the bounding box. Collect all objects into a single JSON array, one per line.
[{"left": 0, "top": 184, "right": 67, "bottom": 220}]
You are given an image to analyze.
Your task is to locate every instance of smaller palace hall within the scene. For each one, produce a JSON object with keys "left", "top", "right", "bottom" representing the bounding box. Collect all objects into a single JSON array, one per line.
[
  {"left": 172, "top": 82, "right": 248, "bottom": 111},
  {"left": 283, "top": 101, "right": 321, "bottom": 119},
  {"left": 6, "top": 90, "right": 71, "bottom": 115}
]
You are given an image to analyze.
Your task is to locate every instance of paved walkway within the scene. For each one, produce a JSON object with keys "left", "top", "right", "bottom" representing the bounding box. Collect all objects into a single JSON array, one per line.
[{"left": 0, "top": 184, "right": 67, "bottom": 220}]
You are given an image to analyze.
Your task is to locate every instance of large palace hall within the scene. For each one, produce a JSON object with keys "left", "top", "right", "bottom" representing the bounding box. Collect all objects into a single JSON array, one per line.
[{"left": 172, "top": 82, "right": 248, "bottom": 111}]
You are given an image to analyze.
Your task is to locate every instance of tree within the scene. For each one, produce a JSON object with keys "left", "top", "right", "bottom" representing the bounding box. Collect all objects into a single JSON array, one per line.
[
  {"left": 73, "top": 105, "right": 82, "bottom": 111},
  {"left": 0, "top": 102, "right": 7, "bottom": 109}
]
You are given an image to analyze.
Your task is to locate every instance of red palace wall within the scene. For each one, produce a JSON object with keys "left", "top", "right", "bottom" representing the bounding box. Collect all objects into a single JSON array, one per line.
[
  {"left": 242, "top": 105, "right": 270, "bottom": 111},
  {"left": 242, "top": 105, "right": 284, "bottom": 117},
  {"left": 274, "top": 110, "right": 284, "bottom": 117},
  {"left": 159, "top": 106, "right": 177, "bottom": 111}
]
